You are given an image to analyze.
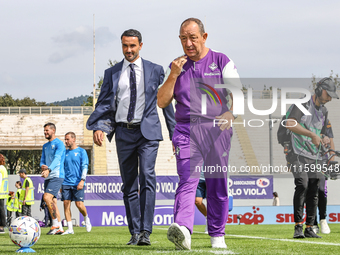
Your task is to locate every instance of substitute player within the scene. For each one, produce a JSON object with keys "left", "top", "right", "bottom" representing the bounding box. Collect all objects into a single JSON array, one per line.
[
  {"left": 61, "top": 132, "right": 92, "bottom": 235},
  {"left": 158, "top": 18, "right": 242, "bottom": 249},
  {"left": 40, "top": 123, "right": 66, "bottom": 235}
]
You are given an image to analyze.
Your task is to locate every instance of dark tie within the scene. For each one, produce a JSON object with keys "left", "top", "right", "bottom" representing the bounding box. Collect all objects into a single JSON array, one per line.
[{"left": 127, "top": 63, "right": 136, "bottom": 122}]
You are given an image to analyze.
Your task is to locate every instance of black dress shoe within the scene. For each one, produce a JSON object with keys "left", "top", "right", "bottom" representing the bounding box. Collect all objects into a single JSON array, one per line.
[
  {"left": 137, "top": 230, "right": 151, "bottom": 245},
  {"left": 304, "top": 226, "right": 322, "bottom": 238},
  {"left": 293, "top": 224, "right": 305, "bottom": 238},
  {"left": 127, "top": 233, "right": 139, "bottom": 245}
]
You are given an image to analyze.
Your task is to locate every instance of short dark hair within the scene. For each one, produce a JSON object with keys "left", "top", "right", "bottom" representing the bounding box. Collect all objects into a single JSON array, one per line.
[
  {"left": 65, "top": 132, "right": 76, "bottom": 139},
  {"left": 16, "top": 181, "right": 22, "bottom": 188},
  {"left": 44, "top": 122, "right": 56, "bottom": 131},
  {"left": 121, "top": 29, "right": 142, "bottom": 44},
  {"left": 180, "top": 18, "right": 205, "bottom": 35}
]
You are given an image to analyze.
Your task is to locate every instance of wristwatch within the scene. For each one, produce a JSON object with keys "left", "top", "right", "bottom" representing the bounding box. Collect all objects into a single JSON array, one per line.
[
  {"left": 81, "top": 178, "right": 86, "bottom": 181},
  {"left": 229, "top": 110, "right": 238, "bottom": 119}
]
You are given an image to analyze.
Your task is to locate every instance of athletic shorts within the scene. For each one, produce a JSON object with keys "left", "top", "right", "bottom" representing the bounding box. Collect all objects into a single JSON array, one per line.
[
  {"left": 61, "top": 185, "right": 85, "bottom": 202},
  {"left": 44, "top": 178, "right": 64, "bottom": 198},
  {"left": 195, "top": 179, "right": 207, "bottom": 199}
]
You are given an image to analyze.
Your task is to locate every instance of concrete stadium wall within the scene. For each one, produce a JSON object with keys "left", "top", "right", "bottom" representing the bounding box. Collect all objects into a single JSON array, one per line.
[
  {"left": 102, "top": 106, "right": 176, "bottom": 176},
  {"left": 0, "top": 114, "right": 86, "bottom": 149}
]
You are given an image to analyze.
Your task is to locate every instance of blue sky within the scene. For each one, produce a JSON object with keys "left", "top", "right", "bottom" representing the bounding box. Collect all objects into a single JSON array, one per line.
[{"left": 1, "top": 0, "right": 340, "bottom": 102}]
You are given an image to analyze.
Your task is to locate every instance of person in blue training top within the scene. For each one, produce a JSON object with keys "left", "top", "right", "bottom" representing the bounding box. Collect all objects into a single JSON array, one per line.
[
  {"left": 61, "top": 132, "right": 92, "bottom": 235},
  {"left": 40, "top": 122, "right": 66, "bottom": 235}
]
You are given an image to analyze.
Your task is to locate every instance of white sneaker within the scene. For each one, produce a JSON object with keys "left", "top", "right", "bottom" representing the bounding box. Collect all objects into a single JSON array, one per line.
[
  {"left": 320, "top": 219, "right": 331, "bottom": 234},
  {"left": 312, "top": 225, "right": 319, "bottom": 234},
  {"left": 167, "top": 223, "right": 191, "bottom": 250},
  {"left": 61, "top": 229, "right": 74, "bottom": 235},
  {"left": 211, "top": 236, "right": 227, "bottom": 248},
  {"left": 47, "top": 226, "right": 64, "bottom": 235},
  {"left": 85, "top": 218, "right": 92, "bottom": 232}
]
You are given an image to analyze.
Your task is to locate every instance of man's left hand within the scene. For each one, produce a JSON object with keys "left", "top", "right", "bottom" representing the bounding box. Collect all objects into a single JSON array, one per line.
[
  {"left": 215, "top": 111, "right": 235, "bottom": 131},
  {"left": 41, "top": 165, "right": 48, "bottom": 171},
  {"left": 322, "top": 135, "right": 330, "bottom": 147},
  {"left": 77, "top": 180, "right": 84, "bottom": 190}
]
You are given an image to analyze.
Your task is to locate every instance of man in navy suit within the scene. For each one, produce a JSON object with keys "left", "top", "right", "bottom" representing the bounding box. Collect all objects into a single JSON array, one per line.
[{"left": 86, "top": 29, "right": 175, "bottom": 246}]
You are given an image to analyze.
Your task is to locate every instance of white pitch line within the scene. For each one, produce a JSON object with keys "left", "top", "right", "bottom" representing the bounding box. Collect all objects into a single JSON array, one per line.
[
  {"left": 225, "top": 233, "right": 340, "bottom": 246},
  {"left": 155, "top": 250, "right": 236, "bottom": 254},
  {"left": 209, "top": 251, "right": 237, "bottom": 254},
  {"left": 155, "top": 227, "right": 340, "bottom": 247}
]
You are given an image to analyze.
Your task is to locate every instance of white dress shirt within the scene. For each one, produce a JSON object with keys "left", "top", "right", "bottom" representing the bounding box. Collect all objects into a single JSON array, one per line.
[{"left": 115, "top": 57, "right": 145, "bottom": 123}]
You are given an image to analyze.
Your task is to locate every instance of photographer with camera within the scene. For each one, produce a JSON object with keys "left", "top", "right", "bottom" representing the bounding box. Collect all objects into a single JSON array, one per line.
[{"left": 285, "top": 77, "right": 339, "bottom": 238}]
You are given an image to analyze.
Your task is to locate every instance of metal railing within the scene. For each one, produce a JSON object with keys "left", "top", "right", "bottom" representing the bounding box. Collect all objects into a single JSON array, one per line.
[
  {"left": 244, "top": 90, "right": 307, "bottom": 99},
  {"left": 0, "top": 106, "right": 93, "bottom": 115},
  {"left": 243, "top": 89, "right": 340, "bottom": 99},
  {"left": 0, "top": 135, "right": 91, "bottom": 148}
]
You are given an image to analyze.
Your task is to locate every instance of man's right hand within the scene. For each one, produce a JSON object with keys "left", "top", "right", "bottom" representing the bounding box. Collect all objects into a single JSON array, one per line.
[
  {"left": 94, "top": 130, "right": 104, "bottom": 146},
  {"left": 170, "top": 55, "right": 187, "bottom": 78},
  {"left": 311, "top": 133, "right": 323, "bottom": 148}
]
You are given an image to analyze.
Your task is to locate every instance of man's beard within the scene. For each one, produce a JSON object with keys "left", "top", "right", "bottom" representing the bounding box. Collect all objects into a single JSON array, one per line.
[{"left": 125, "top": 52, "right": 138, "bottom": 62}]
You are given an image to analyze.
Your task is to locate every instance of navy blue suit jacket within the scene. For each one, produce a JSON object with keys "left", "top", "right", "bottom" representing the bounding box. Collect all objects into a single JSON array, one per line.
[{"left": 86, "top": 58, "right": 176, "bottom": 142}]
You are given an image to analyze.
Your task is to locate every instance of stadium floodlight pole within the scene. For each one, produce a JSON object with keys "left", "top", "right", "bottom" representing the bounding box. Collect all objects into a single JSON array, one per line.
[
  {"left": 92, "top": 14, "right": 96, "bottom": 174},
  {"left": 93, "top": 13, "right": 96, "bottom": 110}
]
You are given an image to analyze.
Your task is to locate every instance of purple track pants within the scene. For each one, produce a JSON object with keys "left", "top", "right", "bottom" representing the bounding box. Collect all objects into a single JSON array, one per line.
[{"left": 172, "top": 120, "right": 232, "bottom": 237}]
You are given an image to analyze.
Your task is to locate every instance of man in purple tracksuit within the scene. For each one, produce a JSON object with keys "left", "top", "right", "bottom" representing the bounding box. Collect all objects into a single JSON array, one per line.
[{"left": 157, "top": 18, "right": 242, "bottom": 250}]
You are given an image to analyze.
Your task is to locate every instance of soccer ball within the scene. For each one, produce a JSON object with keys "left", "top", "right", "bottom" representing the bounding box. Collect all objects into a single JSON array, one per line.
[{"left": 9, "top": 216, "right": 41, "bottom": 248}]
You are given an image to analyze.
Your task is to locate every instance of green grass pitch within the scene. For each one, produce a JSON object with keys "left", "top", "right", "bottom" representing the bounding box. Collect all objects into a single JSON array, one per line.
[{"left": 1, "top": 224, "right": 340, "bottom": 254}]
